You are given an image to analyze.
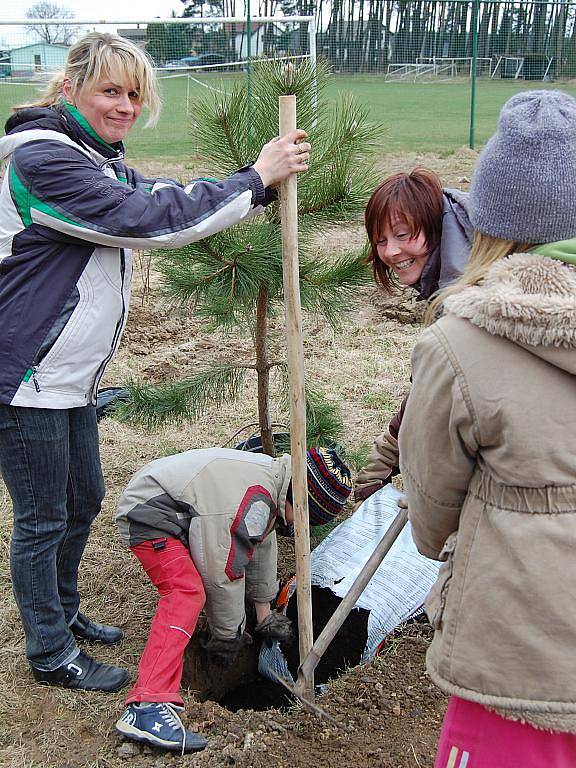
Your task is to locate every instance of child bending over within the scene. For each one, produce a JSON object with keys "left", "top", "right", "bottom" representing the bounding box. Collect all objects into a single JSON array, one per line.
[{"left": 114, "top": 446, "right": 351, "bottom": 753}]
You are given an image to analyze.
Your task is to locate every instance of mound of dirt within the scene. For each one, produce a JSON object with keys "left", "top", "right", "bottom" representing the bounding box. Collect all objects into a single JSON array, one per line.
[
  {"left": 112, "top": 621, "right": 445, "bottom": 768},
  {"left": 370, "top": 288, "right": 427, "bottom": 325}
]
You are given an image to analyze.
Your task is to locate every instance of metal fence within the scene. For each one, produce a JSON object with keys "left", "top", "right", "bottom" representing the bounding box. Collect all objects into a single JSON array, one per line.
[
  {"left": 318, "top": 0, "right": 574, "bottom": 74},
  {"left": 0, "top": 16, "right": 315, "bottom": 82},
  {"left": 1, "top": 4, "right": 575, "bottom": 157}
]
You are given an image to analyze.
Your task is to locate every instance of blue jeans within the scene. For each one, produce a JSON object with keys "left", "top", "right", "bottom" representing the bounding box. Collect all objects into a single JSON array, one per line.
[{"left": 0, "top": 404, "right": 105, "bottom": 670}]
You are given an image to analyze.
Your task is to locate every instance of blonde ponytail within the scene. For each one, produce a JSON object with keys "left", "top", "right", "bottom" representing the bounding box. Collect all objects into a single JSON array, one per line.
[
  {"left": 424, "top": 232, "right": 535, "bottom": 324},
  {"left": 14, "top": 72, "right": 65, "bottom": 111}
]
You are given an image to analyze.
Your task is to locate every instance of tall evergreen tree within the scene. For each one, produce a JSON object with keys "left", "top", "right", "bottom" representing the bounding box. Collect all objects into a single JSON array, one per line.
[{"left": 118, "top": 61, "right": 381, "bottom": 455}]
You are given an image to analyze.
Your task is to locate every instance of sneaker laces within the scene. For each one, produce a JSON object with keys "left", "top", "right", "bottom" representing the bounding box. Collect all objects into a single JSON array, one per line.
[{"left": 157, "top": 703, "right": 186, "bottom": 757}]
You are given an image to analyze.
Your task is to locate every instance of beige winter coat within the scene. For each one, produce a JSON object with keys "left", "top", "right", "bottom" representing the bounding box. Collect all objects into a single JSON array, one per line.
[
  {"left": 117, "top": 448, "right": 292, "bottom": 640},
  {"left": 399, "top": 253, "right": 576, "bottom": 733}
]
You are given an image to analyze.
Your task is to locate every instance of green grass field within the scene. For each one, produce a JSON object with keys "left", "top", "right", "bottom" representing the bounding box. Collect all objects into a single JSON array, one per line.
[{"left": 2, "top": 72, "right": 575, "bottom": 159}]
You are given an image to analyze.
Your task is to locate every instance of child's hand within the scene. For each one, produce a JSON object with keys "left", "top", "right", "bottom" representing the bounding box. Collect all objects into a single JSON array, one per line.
[
  {"left": 203, "top": 631, "right": 252, "bottom": 668},
  {"left": 254, "top": 611, "right": 294, "bottom": 646}
]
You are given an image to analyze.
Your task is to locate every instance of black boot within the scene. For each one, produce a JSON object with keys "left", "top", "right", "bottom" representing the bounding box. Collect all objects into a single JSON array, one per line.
[
  {"left": 71, "top": 612, "right": 123, "bottom": 645},
  {"left": 32, "top": 651, "right": 130, "bottom": 692}
]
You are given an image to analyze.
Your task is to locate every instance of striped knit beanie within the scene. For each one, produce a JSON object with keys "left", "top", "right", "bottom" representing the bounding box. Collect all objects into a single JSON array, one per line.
[{"left": 306, "top": 447, "right": 352, "bottom": 526}]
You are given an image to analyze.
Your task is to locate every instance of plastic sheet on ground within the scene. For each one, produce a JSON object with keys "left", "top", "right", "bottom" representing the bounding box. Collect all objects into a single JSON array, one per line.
[
  {"left": 309, "top": 484, "right": 441, "bottom": 661},
  {"left": 259, "top": 485, "right": 441, "bottom": 682}
]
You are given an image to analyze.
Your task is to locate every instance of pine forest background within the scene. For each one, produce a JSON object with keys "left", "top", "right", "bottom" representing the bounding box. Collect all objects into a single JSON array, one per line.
[
  {"left": 114, "top": 0, "right": 576, "bottom": 77},
  {"left": 2, "top": 0, "right": 576, "bottom": 157}
]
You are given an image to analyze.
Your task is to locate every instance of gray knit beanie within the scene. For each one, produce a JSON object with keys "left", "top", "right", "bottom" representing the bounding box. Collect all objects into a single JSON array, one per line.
[{"left": 470, "top": 90, "right": 576, "bottom": 244}]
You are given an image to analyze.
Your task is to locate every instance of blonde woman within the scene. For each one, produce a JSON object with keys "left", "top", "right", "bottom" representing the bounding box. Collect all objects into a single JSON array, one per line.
[
  {"left": 0, "top": 32, "right": 309, "bottom": 700},
  {"left": 400, "top": 90, "right": 576, "bottom": 767}
]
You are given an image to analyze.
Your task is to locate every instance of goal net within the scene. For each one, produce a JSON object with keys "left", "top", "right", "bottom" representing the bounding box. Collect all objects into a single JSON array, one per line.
[{"left": 0, "top": 15, "right": 316, "bottom": 152}]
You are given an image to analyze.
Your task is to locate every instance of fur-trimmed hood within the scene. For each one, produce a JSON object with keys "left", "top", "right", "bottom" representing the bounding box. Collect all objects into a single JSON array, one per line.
[{"left": 443, "top": 253, "right": 576, "bottom": 375}]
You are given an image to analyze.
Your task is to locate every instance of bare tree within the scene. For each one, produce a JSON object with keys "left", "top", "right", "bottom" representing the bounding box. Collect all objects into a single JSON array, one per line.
[{"left": 25, "top": 2, "right": 78, "bottom": 45}]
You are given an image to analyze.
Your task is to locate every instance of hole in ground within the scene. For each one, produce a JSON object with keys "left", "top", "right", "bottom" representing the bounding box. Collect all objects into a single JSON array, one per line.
[{"left": 218, "top": 586, "right": 370, "bottom": 712}]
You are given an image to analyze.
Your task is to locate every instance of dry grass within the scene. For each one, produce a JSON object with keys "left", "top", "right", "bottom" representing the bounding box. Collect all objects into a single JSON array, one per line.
[{"left": 0, "top": 150, "right": 477, "bottom": 767}]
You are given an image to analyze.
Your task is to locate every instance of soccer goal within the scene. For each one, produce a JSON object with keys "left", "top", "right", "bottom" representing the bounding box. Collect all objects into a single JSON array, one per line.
[
  {"left": 417, "top": 56, "right": 493, "bottom": 78},
  {"left": 491, "top": 55, "right": 525, "bottom": 79},
  {"left": 0, "top": 15, "right": 317, "bottom": 125},
  {"left": 385, "top": 63, "right": 441, "bottom": 82},
  {"left": 386, "top": 56, "right": 492, "bottom": 83},
  {"left": 491, "top": 55, "right": 554, "bottom": 80}
]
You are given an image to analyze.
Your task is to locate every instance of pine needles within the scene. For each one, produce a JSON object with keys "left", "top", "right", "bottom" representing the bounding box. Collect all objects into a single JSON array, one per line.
[
  {"left": 117, "top": 365, "right": 251, "bottom": 428},
  {"left": 120, "top": 58, "right": 385, "bottom": 453}
]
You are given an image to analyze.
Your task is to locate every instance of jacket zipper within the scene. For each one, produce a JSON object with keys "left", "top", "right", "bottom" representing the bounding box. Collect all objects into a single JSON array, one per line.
[
  {"left": 90, "top": 250, "right": 127, "bottom": 404},
  {"left": 23, "top": 366, "right": 42, "bottom": 392}
]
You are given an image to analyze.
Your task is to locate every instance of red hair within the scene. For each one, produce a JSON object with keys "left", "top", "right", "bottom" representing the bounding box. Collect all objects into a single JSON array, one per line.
[{"left": 365, "top": 168, "right": 444, "bottom": 292}]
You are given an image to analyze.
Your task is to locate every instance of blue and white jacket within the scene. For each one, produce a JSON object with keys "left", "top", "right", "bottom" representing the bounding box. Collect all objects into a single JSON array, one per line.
[{"left": 0, "top": 103, "right": 273, "bottom": 408}]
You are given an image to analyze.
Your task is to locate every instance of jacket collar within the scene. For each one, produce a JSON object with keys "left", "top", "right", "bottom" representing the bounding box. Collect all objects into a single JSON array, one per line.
[
  {"left": 443, "top": 250, "right": 576, "bottom": 350},
  {"left": 416, "top": 189, "right": 472, "bottom": 300},
  {"left": 3, "top": 102, "right": 124, "bottom": 165},
  {"left": 58, "top": 100, "right": 125, "bottom": 160}
]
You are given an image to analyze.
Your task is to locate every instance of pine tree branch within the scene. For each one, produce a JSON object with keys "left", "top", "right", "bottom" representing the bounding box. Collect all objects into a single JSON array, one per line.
[
  {"left": 298, "top": 251, "right": 373, "bottom": 327},
  {"left": 277, "top": 371, "right": 345, "bottom": 448},
  {"left": 114, "top": 365, "right": 252, "bottom": 428}
]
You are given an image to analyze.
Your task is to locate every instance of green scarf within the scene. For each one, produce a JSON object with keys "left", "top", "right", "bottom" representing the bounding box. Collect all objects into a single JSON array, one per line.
[{"left": 532, "top": 238, "right": 576, "bottom": 266}]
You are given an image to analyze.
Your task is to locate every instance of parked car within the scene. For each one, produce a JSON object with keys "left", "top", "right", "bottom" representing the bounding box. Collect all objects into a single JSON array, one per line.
[
  {"left": 162, "top": 59, "right": 185, "bottom": 69},
  {"left": 167, "top": 53, "right": 227, "bottom": 70},
  {"left": 195, "top": 53, "right": 227, "bottom": 67}
]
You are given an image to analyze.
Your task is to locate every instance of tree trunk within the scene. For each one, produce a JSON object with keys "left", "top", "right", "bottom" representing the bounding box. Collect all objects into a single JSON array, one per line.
[
  {"left": 555, "top": 4, "right": 568, "bottom": 77},
  {"left": 255, "top": 282, "right": 275, "bottom": 456},
  {"left": 478, "top": 2, "right": 492, "bottom": 60}
]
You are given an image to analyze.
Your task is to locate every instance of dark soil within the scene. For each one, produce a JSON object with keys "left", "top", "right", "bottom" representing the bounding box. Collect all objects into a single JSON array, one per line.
[
  {"left": 217, "top": 586, "right": 371, "bottom": 712},
  {"left": 283, "top": 587, "right": 370, "bottom": 684},
  {"left": 112, "top": 621, "right": 445, "bottom": 768}
]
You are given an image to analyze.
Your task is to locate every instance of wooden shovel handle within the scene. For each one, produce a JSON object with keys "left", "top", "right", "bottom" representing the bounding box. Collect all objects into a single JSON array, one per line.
[{"left": 294, "top": 505, "right": 409, "bottom": 697}]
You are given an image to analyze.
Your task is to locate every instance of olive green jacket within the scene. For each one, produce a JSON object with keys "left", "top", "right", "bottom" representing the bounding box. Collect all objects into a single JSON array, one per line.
[{"left": 399, "top": 252, "right": 576, "bottom": 732}]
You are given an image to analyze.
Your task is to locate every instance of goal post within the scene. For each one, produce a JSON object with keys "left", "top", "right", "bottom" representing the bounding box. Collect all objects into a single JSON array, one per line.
[{"left": 0, "top": 15, "right": 316, "bottom": 155}]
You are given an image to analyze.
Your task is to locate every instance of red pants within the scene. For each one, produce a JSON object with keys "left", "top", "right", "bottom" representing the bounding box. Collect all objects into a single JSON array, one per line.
[
  {"left": 125, "top": 538, "right": 206, "bottom": 706},
  {"left": 435, "top": 696, "right": 576, "bottom": 768}
]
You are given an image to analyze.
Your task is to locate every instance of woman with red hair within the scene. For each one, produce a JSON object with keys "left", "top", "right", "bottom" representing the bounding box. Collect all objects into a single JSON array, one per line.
[{"left": 355, "top": 169, "right": 472, "bottom": 503}]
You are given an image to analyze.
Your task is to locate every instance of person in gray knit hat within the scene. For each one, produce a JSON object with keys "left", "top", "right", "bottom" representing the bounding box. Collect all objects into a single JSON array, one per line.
[
  {"left": 470, "top": 89, "right": 576, "bottom": 244},
  {"left": 398, "top": 90, "right": 576, "bottom": 767}
]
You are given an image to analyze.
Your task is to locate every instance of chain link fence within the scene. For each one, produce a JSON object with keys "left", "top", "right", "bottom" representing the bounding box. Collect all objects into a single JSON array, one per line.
[
  {"left": 1, "top": 5, "right": 575, "bottom": 158},
  {"left": 0, "top": 16, "right": 315, "bottom": 158}
]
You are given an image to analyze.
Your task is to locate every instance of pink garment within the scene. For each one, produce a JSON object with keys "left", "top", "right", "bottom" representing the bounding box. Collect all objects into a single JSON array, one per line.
[{"left": 435, "top": 696, "right": 576, "bottom": 768}]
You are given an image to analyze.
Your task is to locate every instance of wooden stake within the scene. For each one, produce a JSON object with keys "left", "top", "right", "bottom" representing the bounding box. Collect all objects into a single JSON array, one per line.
[{"left": 279, "top": 94, "right": 315, "bottom": 699}]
